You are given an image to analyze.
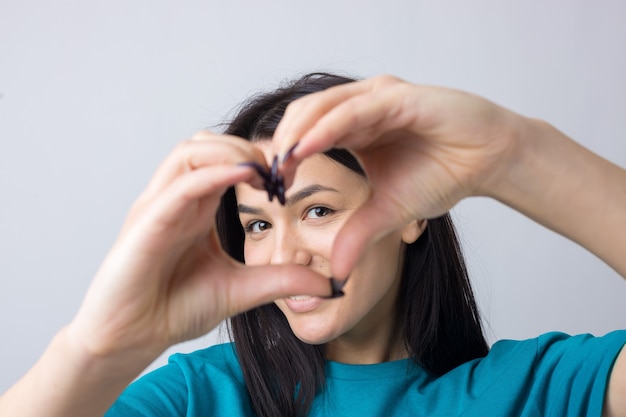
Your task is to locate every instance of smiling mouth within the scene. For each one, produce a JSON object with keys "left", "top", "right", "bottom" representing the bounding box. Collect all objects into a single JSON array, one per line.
[
  {"left": 289, "top": 295, "right": 313, "bottom": 301},
  {"left": 283, "top": 295, "right": 325, "bottom": 314}
]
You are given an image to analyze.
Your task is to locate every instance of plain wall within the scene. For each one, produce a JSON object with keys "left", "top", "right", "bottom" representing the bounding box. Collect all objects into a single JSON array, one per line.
[{"left": 1, "top": 0, "right": 625, "bottom": 392}]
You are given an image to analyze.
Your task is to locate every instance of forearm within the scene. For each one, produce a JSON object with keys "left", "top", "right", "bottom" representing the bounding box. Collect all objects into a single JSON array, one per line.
[
  {"left": 0, "top": 326, "right": 152, "bottom": 417},
  {"left": 489, "top": 117, "right": 626, "bottom": 277}
]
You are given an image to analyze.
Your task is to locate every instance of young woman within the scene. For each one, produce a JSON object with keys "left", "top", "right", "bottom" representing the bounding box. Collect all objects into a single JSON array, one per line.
[
  {"left": 1, "top": 73, "right": 625, "bottom": 417},
  {"left": 213, "top": 74, "right": 488, "bottom": 417}
]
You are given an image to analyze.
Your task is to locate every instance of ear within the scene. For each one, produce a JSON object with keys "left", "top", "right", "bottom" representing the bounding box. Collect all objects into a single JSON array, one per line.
[{"left": 401, "top": 219, "right": 427, "bottom": 244}]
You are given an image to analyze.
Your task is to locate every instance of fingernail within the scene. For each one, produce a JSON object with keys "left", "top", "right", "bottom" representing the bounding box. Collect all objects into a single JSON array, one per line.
[
  {"left": 276, "top": 175, "right": 286, "bottom": 205},
  {"left": 320, "top": 279, "right": 345, "bottom": 299},
  {"left": 270, "top": 155, "right": 278, "bottom": 179},
  {"left": 237, "top": 162, "right": 271, "bottom": 181},
  {"left": 263, "top": 178, "right": 276, "bottom": 202},
  {"left": 267, "top": 156, "right": 279, "bottom": 203},
  {"left": 282, "top": 143, "right": 299, "bottom": 164},
  {"left": 332, "top": 275, "right": 349, "bottom": 291}
]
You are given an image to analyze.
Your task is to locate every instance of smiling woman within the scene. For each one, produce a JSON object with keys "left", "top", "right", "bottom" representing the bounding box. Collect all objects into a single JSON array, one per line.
[
  {"left": 215, "top": 73, "right": 489, "bottom": 416},
  {"left": 1, "top": 72, "right": 625, "bottom": 417},
  {"left": 237, "top": 151, "right": 422, "bottom": 347}
]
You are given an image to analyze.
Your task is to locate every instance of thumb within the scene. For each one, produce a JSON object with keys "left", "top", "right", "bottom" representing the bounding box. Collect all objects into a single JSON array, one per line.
[
  {"left": 227, "top": 264, "right": 337, "bottom": 314},
  {"left": 330, "top": 197, "right": 401, "bottom": 281}
]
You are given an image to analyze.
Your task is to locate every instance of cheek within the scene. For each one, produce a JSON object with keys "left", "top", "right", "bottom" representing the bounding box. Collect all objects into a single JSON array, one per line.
[
  {"left": 242, "top": 227, "right": 337, "bottom": 267},
  {"left": 355, "top": 234, "right": 405, "bottom": 283},
  {"left": 307, "top": 228, "right": 335, "bottom": 253},
  {"left": 243, "top": 241, "right": 268, "bottom": 266}
]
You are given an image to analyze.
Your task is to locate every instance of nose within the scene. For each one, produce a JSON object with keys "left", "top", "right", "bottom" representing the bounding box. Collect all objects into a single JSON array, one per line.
[{"left": 269, "top": 227, "right": 312, "bottom": 266}]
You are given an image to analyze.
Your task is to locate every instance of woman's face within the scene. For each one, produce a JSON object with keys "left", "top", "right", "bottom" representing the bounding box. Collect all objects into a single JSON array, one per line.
[{"left": 235, "top": 145, "right": 423, "bottom": 363}]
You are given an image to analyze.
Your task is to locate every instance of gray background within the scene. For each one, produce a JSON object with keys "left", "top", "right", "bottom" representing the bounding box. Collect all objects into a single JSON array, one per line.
[{"left": 1, "top": 0, "right": 625, "bottom": 392}]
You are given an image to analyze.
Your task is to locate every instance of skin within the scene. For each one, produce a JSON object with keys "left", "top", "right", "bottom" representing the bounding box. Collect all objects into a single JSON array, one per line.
[
  {"left": 0, "top": 134, "right": 336, "bottom": 416},
  {"left": 270, "top": 75, "right": 626, "bottom": 417},
  {"left": 236, "top": 147, "right": 424, "bottom": 363},
  {"left": 0, "top": 75, "right": 624, "bottom": 416}
]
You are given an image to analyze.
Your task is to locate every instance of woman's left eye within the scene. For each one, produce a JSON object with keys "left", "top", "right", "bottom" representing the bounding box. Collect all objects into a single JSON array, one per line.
[{"left": 305, "top": 206, "right": 334, "bottom": 219}]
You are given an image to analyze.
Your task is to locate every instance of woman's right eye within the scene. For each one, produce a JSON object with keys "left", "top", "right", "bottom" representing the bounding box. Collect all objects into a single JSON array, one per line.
[{"left": 245, "top": 220, "right": 271, "bottom": 234}]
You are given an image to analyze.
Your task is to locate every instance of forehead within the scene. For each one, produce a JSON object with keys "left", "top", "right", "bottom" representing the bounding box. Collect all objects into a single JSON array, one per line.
[{"left": 235, "top": 150, "right": 367, "bottom": 203}]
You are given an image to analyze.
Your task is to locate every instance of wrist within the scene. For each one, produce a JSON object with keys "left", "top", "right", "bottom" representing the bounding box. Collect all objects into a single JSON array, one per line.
[
  {"left": 0, "top": 326, "right": 152, "bottom": 417},
  {"left": 476, "top": 112, "right": 547, "bottom": 201},
  {"left": 64, "top": 319, "right": 163, "bottom": 376}
]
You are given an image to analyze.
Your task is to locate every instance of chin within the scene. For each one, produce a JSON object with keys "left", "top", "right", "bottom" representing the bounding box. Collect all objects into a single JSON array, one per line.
[{"left": 287, "top": 319, "right": 340, "bottom": 345}]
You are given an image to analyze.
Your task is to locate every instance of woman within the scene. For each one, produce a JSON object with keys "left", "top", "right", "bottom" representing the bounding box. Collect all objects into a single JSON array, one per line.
[
  {"left": 214, "top": 73, "right": 487, "bottom": 416},
  {"left": 1, "top": 73, "right": 625, "bottom": 416}
]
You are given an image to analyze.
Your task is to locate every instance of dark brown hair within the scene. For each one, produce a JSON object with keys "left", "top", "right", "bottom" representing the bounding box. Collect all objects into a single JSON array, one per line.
[{"left": 216, "top": 72, "right": 488, "bottom": 417}]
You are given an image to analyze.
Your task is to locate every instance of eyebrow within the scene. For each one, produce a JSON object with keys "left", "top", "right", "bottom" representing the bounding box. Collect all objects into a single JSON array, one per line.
[{"left": 238, "top": 184, "right": 338, "bottom": 215}]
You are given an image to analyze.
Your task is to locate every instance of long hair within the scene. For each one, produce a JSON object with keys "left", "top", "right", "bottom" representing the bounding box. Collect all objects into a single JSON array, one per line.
[{"left": 215, "top": 72, "right": 489, "bottom": 417}]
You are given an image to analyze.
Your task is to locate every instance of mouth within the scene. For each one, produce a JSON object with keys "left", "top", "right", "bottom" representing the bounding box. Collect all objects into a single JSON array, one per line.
[
  {"left": 283, "top": 276, "right": 349, "bottom": 312},
  {"left": 284, "top": 295, "right": 324, "bottom": 313},
  {"left": 289, "top": 295, "right": 313, "bottom": 301}
]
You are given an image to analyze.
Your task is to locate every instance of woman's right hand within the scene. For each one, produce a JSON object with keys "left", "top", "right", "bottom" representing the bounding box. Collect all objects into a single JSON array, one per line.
[
  {"left": 0, "top": 133, "right": 336, "bottom": 417},
  {"left": 67, "top": 132, "right": 334, "bottom": 363}
]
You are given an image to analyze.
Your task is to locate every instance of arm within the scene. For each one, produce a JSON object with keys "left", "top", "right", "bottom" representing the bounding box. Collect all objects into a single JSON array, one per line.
[
  {"left": 270, "top": 75, "right": 626, "bottom": 416},
  {"left": 489, "top": 118, "right": 626, "bottom": 278},
  {"left": 0, "top": 327, "right": 153, "bottom": 416},
  {"left": 605, "top": 345, "right": 626, "bottom": 417},
  {"left": 489, "top": 120, "right": 626, "bottom": 417},
  {"left": 272, "top": 75, "right": 626, "bottom": 279},
  {"left": 0, "top": 133, "right": 334, "bottom": 417}
]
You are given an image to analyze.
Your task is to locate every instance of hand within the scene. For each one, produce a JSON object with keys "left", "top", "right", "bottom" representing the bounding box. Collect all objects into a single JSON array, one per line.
[
  {"left": 68, "top": 133, "right": 334, "bottom": 361},
  {"left": 272, "top": 75, "right": 524, "bottom": 279}
]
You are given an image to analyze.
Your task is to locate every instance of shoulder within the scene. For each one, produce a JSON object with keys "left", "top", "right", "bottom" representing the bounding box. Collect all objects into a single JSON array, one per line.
[
  {"left": 165, "top": 342, "right": 245, "bottom": 387},
  {"left": 477, "top": 331, "right": 626, "bottom": 391},
  {"left": 488, "top": 330, "right": 626, "bottom": 370},
  {"left": 106, "top": 343, "right": 250, "bottom": 416},
  {"left": 444, "top": 331, "right": 626, "bottom": 416},
  {"left": 169, "top": 342, "right": 241, "bottom": 371}
]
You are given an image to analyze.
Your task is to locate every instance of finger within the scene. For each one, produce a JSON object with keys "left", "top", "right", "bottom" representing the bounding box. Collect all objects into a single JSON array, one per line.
[
  {"left": 329, "top": 196, "right": 402, "bottom": 280},
  {"left": 226, "top": 264, "right": 337, "bottom": 315},
  {"left": 125, "top": 164, "right": 254, "bottom": 247},
  {"left": 298, "top": 81, "right": 421, "bottom": 153},
  {"left": 275, "top": 76, "right": 415, "bottom": 158},
  {"left": 276, "top": 78, "right": 418, "bottom": 185},
  {"left": 156, "top": 164, "right": 253, "bottom": 222},
  {"left": 142, "top": 133, "right": 267, "bottom": 200},
  {"left": 272, "top": 79, "right": 369, "bottom": 162}
]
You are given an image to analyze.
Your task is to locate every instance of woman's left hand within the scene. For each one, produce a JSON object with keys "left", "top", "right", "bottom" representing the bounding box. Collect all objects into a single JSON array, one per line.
[{"left": 270, "top": 75, "right": 528, "bottom": 280}]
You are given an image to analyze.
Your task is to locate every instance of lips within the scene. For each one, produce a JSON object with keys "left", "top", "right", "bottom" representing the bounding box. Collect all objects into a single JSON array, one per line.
[
  {"left": 284, "top": 295, "right": 324, "bottom": 313},
  {"left": 289, "top": 295, "right": 312, "bottom": 301}
]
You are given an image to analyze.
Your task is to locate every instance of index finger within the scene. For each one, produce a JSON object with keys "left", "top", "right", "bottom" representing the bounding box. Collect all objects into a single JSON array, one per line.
[
  {"left": 271, "top": 79, "right": 367, "bottom": 164},
  {"left": 142, "top": 132, "right": 267, "bottom": 200}
]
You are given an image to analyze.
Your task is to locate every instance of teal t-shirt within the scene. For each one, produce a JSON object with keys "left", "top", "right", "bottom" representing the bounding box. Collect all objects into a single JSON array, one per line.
[{"left": 105, "top": 331, "right": 626, "bottom": 416}]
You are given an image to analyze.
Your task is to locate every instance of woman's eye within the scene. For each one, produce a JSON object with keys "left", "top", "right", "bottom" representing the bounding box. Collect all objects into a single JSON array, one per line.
[
  {"left": 246, "top": 220, "right": 271, "bottom": 234},
  {"left": 306, "top": 206, "right": 334, "bottom": 219}
]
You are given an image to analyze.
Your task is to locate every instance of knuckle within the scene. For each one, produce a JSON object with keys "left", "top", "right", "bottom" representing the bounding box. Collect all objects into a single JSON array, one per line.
[
  {"left": 284, "top": 99, "right": 304, "bottom": 116},
  {"left": 373, "top": 74, "right": 403, "bottom": 88},
  {"left": 189, "top": 130, "right": 214, "bottom": 142}
]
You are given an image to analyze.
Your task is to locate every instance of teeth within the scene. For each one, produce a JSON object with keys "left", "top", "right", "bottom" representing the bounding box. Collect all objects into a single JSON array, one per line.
[{"left": 289, "top": 295, "right": 312, "bottom": 301}]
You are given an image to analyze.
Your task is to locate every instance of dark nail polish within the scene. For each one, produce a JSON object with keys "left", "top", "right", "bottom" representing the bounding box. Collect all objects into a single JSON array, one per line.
[
  {"left": 238, "top": 162, "right": 271, "bottom": 181},
  {"left": 276, "top": 175, "right": 285, "bottom": 205},
  {"left": 320, "top": 279, "right": 345, "bottom": 299},
  {"left": 265, "top": 180, "right": 275, "bottom": 202},
  {"left": 271, "top": 155, "right": 278, "bottom": 179},
  {"left": 331, "top": 276, "right": 349, "bottom": 292},
  {"left": 265, "top": 156, "right": 279, "bottom": 203},
  {"left": 320, "top": 277, "right": 349, "bottom": 299},
  {"left": 282, "top": 143, "right": 299, "bottom": 164},
  {"left": 245, "top": 156, "right": 285, "bottom": 205}
]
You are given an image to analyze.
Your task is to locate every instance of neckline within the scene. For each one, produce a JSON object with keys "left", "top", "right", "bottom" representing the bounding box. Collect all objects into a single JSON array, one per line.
[{"left": 324, "top": 358, "right": 423, "bottom": 381}]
